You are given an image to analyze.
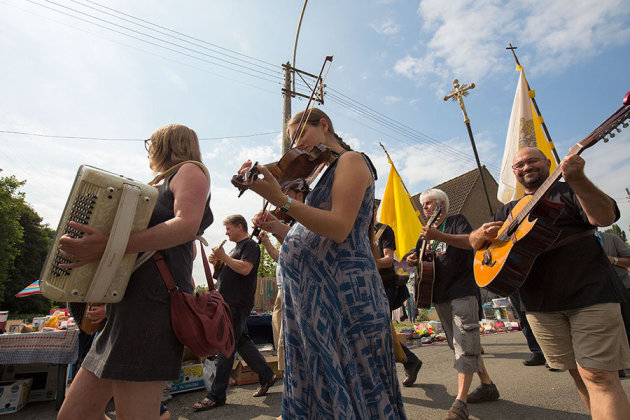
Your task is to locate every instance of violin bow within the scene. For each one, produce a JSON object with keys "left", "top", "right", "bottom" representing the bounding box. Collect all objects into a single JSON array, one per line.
[
  {"left": 251, "top": 55, "right": 333, "bottom": 241},
  {"left": 290, "top": 55, "right": 334, "bottom": 149}
]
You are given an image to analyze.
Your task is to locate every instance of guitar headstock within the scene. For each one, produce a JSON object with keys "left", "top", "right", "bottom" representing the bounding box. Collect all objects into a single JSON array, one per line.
[
  {"left": 427, "top": 203, "right": 443, "bottom": 226},
  {"left": 570, "top": 91, "right": 630, "bottom": 155}
]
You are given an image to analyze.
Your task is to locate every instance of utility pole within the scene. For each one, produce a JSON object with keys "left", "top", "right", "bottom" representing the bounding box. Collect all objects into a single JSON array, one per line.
[
  {"left": 281, "top": 64, "right": 327, "bottom": 154},
  {"left": 282, "top": 62, "right": 293, "bottom": 155},
  {"left": 444, "top": 79, "right": 494, "bottom": 217}
]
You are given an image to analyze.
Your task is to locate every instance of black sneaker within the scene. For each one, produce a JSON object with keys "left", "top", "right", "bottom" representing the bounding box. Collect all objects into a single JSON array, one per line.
[
  {"left": 522, "top": 353, "right": 546, "bottom": 366},
  {"left": 467, "top": 382, "right": 499, "bottom": 404}
]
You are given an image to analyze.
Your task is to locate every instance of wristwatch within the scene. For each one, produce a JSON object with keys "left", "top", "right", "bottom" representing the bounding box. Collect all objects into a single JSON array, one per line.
[
  {"left": 279, "top": 195, "right": 292, "bottom": 213},
  {"left": 613, "top": 257, "right": 619, "bottom": 265}
]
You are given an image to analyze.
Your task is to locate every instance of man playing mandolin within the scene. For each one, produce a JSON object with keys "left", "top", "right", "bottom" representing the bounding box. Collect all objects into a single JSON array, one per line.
[
  {"left": 470, "top": 147, "right": 630, "bottom": 419},
  {"left": 407, "top": 189, "right": 499, "bottom": 420}
]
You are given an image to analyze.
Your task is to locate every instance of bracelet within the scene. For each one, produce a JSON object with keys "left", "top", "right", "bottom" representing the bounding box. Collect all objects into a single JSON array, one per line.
[
  {"left": 613, "top": 257, "right": 619, "bottom": 265},
  {"left": 279, "top": 195, "right": 292, "bottom": 213}
]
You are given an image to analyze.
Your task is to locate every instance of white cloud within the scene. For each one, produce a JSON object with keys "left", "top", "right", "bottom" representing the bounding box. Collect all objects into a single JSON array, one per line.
[
  {"left": 370, "top": 17, "right": 401, "bottom": 36},
  {"left": 383, "top": 95, "right": 402, "bottom": 105},
  {"left": 395, "top": 0, "right": 630, "bottom": 86}
]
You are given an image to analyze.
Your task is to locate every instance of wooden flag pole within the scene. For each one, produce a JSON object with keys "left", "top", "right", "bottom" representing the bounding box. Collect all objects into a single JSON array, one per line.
[{"left": 507, "top": 44, "right": 561, "bottom": 164}]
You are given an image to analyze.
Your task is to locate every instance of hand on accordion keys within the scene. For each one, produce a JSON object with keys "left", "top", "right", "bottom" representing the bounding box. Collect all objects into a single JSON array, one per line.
[{"left": 58, "top": 221, "right": 110, "bottom": 269}]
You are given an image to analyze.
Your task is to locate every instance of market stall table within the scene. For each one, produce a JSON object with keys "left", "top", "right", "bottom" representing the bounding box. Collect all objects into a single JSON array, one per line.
[{"left": 0, "top": 328, "right": 78, "bottom": 410}]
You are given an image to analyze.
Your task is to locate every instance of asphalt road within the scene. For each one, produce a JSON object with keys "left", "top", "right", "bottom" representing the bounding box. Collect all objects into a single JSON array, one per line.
[{"left": 10, "top": 331, "right": 630, "bottom": 419}]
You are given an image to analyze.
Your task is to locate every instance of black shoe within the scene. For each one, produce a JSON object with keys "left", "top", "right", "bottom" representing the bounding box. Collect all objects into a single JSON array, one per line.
[
  {"left": 467, "top": 382, "right": 500, "bottom": 404},
  {"left": 619, "top": 369, "right": 626, "bottom": 378},
  {"left": 522, "top": 353, "right": 546, "bottom": 366},
  {"left": 402, "top": 359, "right": 422, "bottom": 387},
  {"left": 545, "top": 363, "right": 562, "bottom": 372}
]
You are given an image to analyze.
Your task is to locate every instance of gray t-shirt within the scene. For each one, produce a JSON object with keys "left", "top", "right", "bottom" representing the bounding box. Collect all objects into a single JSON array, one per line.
[{"left": 597, "top": 231, "right": 630, "bottom": 288}]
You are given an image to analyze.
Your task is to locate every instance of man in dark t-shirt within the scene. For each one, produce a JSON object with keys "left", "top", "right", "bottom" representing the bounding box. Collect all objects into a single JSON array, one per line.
[
  {"left": 373, "top": 201, "right": 422, "bottom": 387},
  {"left": 195, "top": 215, "right": 276, "bottom": 412},
  {"left": 406, "top": 189, "right": 498, "bottom": 419},
  {"left": 470, "top": 147, "right": 630, "bottom": 417}
]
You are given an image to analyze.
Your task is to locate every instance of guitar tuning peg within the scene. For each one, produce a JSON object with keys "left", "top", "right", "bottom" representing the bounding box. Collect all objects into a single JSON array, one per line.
[
  {"left": 616, "top": 127, "right": 622, "bottom": 133},
  {"left": 623, "top": 122, "right": 629, "bottom": 128},
  {"left": 603, "top": 137, "right": 609, "bottom": 143},
  {"left": 610, "top": 132, "right": 616, "bottom": 138}
]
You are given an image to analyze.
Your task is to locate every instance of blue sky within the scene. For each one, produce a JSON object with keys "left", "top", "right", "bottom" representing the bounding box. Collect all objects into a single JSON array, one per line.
[{"left": 1, "top": 0, "right": 629, "bottom": 285}]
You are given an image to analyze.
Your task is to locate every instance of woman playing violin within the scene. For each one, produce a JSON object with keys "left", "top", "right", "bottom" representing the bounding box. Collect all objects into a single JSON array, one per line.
[{"left": 239, "top": 108, "right": 406, "bottom": 419}]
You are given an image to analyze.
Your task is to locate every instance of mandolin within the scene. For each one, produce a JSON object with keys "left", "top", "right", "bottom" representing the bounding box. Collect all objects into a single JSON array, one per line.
[
  {"left": 474, "top": 91, "right": 630, "bottom": 296},
  {"left": 414, "top": 204, "right": 442, "bottom": 309}
]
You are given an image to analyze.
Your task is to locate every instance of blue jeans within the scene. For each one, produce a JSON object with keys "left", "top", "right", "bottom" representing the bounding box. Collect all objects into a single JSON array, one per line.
[
  {"left": 206, "top": 304, "right": 274, "bottom": 403},
  {"left": 510, "top": 290, "right": 542, "bottom": 355}
]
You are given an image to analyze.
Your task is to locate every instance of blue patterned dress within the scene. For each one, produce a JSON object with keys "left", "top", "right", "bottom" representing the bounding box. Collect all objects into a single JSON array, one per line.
[{"left": 278, "top": 154, "right": 406, "bottom": 419}]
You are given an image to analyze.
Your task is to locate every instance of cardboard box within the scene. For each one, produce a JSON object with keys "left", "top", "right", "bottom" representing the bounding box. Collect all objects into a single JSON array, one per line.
[
  {"left": 169, "top": 363, "right": 205, "bottom": 394},
  {"left": 0, "top": 378, "right": 32, "bottom": 415},
  {"left": 0, "top": 364, "right": 57, "bottom": 402},
  {"left": 232, "top": 355, "right": 282, "bottom": 386},
  {"left": 396, "top": 333, "right": 407, "bottom": 347}
]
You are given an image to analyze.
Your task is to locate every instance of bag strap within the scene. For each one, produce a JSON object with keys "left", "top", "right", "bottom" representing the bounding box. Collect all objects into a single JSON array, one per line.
[
  {"left": 148, "top": 160, "right": 210, "bottom": 188},
  {"left": 374, "top": 224, "right": 387, "bottom": 243},
  {"left": 196, "top": 236, "right": 216, "bottom": 292},
  {"left": 153, "top": 252, "right": 177, "bottom": 292},
  {"left": 153, "top": 239, "right": 217, "bottom": 293}
]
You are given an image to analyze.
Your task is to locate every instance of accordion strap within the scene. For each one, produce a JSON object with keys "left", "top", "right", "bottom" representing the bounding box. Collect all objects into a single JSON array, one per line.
[{"left": 85, "top": 183, "right": 140, "bottom": 302}]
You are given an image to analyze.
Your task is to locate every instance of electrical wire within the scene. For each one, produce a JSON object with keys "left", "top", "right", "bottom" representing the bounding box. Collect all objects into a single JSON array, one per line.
[
  {"left": 28, "top": 0, "right": 282, "bottom": 85},
  {"left": 15, "top": 0, "right": 501, "bottom": 172},
  {"left": 0, "top": 130, "right": 282, "bottom": 141}
]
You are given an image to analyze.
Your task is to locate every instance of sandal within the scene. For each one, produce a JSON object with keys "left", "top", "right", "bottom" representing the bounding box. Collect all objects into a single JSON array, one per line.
[
  {"left": 444, "top": 399, "right": 468, "bottom": 419},
  {"left": 252, "top": 374, "right": 278, "bottom": 397},
  {"left": 192, "top": 398, "right": 225, "bottom": 412}
]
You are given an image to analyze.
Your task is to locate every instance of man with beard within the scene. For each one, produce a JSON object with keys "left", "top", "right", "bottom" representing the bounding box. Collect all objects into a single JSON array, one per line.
[{"left": 470, "top": 147, "right": 630, "bottom": 420}]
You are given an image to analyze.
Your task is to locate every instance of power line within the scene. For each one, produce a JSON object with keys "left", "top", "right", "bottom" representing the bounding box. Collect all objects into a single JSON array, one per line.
[
  {"left": 20, "top": 1, "right": 500, "bottom": 172},
  {"left": 6, "top": 0, "right": 279, "bottom": 96},
  {"left": 69, "top": 0, "right": 282, "bottom": 75},
  {"left": 28, "top": 0, "right": 282, "bottom": 85},
  {"left": 0, "top": 130, "right": 282, "bottom": 141}
]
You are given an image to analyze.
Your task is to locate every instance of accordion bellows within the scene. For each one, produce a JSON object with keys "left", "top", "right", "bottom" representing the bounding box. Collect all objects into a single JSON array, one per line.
[{"left": 40, "top": 165, "right": 158, "bottom": 303}]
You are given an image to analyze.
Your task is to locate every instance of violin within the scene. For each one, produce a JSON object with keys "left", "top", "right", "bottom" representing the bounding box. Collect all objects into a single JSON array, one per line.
[
  {"left": 210, "top": 240, "right": 227, "bottom": 279},
  {"left": 233, "top": 144, "right": 335, "bottom": 238},
  {"left": 231, "top": 143, "right": 333, "bottom": 196}
]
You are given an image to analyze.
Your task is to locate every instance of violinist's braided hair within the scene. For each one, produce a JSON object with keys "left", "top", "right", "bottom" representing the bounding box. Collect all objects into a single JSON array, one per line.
[{"left": 288, "top": 108, "right": 352, "bottom": 151}]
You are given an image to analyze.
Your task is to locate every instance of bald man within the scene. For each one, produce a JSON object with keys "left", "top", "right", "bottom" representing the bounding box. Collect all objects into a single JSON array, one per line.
[{"left": 470, "top": 147, "right": 630, "bottom": 419}]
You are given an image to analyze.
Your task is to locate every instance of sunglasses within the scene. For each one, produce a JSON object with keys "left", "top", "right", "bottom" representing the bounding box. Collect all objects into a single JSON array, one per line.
[
  {"left": 144, "top": 139, "right": 151, "bottom": 152},
  {"left": 512, "top": 157, "right": 543, "bottom": 171}
]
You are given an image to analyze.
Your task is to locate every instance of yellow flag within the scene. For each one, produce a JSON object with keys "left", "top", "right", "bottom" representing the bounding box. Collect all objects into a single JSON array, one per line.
[
  {"left": 379, "top": 164, "right": 423, "bottom": 261},
  {"left": 497, "top": 66, "right": 558, "bottom": 203}
]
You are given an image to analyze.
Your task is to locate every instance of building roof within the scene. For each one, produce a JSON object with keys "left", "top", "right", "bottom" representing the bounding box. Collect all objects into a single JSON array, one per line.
[{"left": 411, "top": 166, "right": 502, "bottom": 228}]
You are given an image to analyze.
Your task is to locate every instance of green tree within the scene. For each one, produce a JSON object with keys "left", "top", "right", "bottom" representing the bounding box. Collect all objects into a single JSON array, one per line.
[
  {"left": 0, "top": 170, "right": 55, "bottom": 315},
  {"left": 257, "top": 243, "right": 277, "bottom": 278},
  {"left": 3, "top": 204, "right": 55, "bottom": 314},
  {"left": 0, "top": 171, "right": 26, "bottom": 297},
  {"left": 604, "top": 223, "right": 627, "bottom": 243}
]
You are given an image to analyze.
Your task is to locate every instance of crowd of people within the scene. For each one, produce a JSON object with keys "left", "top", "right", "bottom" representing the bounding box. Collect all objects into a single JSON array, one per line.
[{"left": 55, "top": 111, "right": 630, "bottom": 419}]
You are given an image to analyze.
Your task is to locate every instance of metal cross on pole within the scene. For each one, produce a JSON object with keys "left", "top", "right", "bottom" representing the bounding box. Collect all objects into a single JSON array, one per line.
[{"left": 444, "top": 79, "right": 494, "bottom": 216}]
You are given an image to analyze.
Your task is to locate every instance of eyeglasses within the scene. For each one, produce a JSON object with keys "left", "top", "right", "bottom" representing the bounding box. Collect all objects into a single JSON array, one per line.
[
  {"left": 512, "top": 157, "right": 543, "bottom": 171},
  {"left": 144, "top": 139, "right": 151, "bottom": 152}
]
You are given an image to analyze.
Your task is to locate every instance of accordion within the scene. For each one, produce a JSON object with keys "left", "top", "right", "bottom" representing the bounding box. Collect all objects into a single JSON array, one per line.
[{"left": 40, "top": 165, "right": 158, "bottom": 303}]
